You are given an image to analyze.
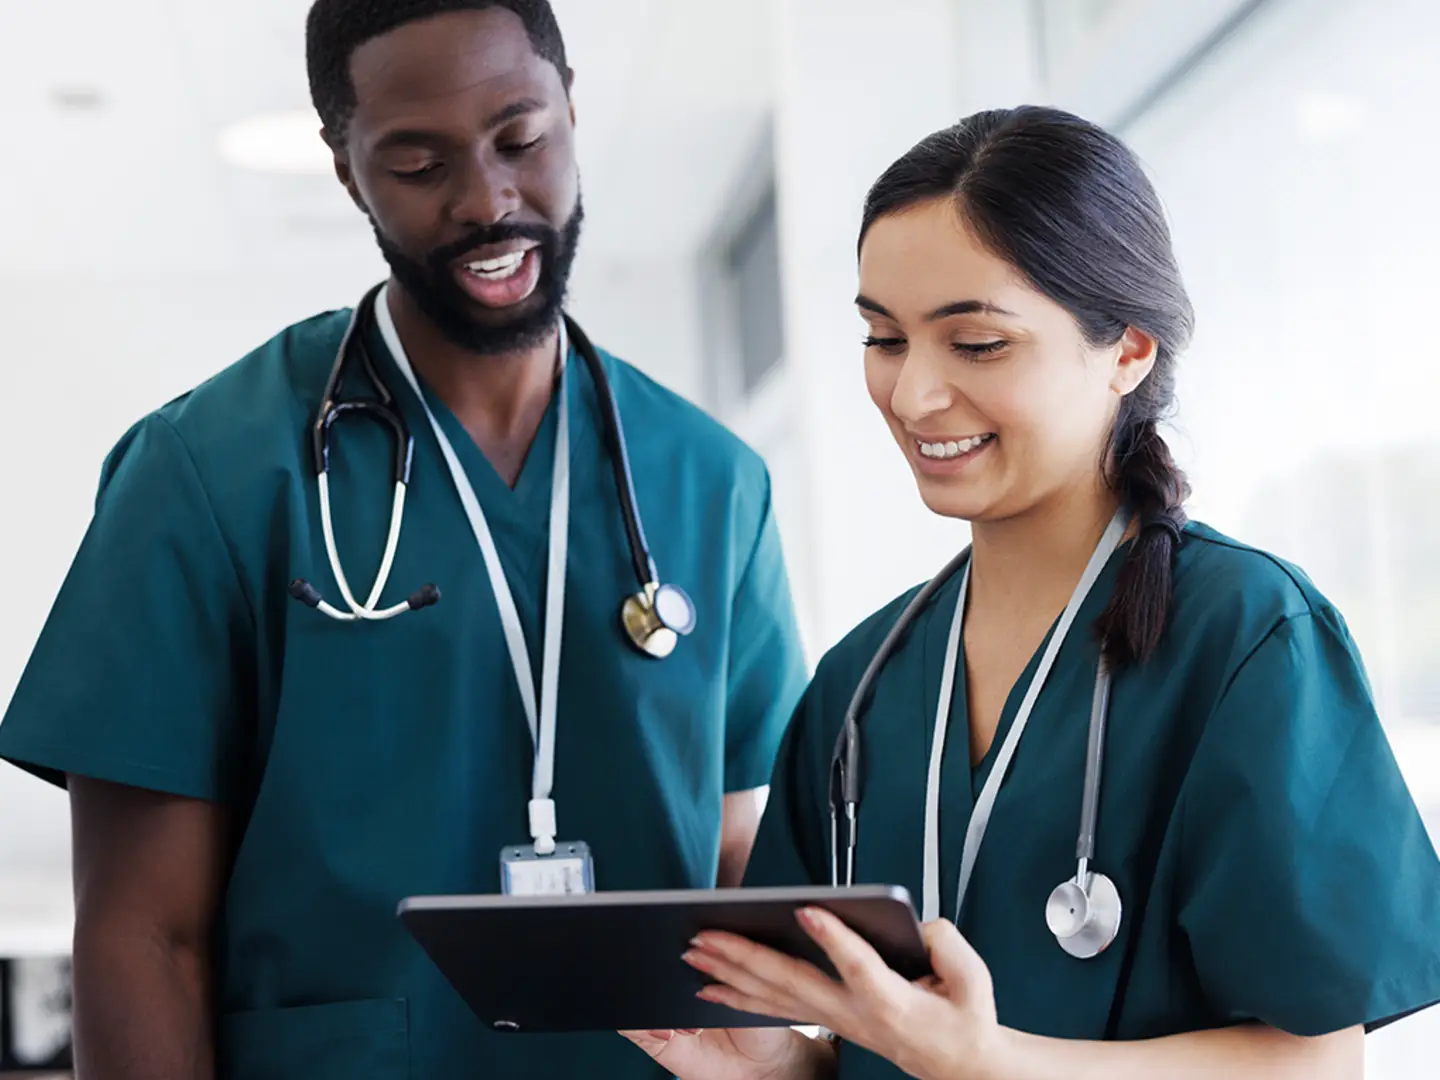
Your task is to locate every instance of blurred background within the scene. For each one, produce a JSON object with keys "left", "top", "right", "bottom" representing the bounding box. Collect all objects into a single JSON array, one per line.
[{"left": 1, "top": 0, "right": 1436, "bottom": 1072}]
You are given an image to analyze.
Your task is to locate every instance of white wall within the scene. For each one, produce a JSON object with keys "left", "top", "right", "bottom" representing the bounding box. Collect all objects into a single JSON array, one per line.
[
  {"left": 567, "top": 255, "right": 706, "bottom": 403},
  {"left": 761, "top": 0, "right": 977, "bottom": 657}
]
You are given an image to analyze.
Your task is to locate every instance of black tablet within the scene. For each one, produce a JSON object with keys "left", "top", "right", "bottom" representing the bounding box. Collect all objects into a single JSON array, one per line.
[{"left": 397, "top": 884, "right": 930, "bottom": 1034}]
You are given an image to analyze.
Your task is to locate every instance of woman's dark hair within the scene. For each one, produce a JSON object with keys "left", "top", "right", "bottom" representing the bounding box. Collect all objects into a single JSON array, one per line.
[{"left": 859, "top": 105, "right": 1194, "bottom": 667}]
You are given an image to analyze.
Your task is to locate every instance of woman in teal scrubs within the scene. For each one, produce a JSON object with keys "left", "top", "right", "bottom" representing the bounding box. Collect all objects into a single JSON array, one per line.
[{"left": 625, "top": 105, "right": 1440, "bottom": 1079}]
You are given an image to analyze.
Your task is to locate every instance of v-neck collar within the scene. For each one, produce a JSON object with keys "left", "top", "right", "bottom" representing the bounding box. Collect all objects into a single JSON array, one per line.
[
  {"left": 922, "top": 540, "right": 1133, "bottom": 915},
  {"left": 363, "top": 295, "right": 600, "bottom": 540}
]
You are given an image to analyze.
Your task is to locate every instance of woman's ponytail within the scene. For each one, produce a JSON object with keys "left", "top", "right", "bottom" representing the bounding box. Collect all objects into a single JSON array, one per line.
[{"left": 1095, "top": 415, "right": 1190, "bottom": 667}]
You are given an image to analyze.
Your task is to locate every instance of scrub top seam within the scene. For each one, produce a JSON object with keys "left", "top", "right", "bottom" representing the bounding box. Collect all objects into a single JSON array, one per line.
[
  {"left": 722, "top": 469, "right": 800, "bottom": 794},
  {"left": 1209, "top": 610, "right": 1310, "bottom": 709},
  {"left": 1181, "top": 531, "right": 1324, "bottom": 606},
  {"left": 151, "top": 412, "right": 259, "bottom": 629},
  {"left": 0, "top": 734, "right": 233, "bottom": 804},
  {"left": 727, "top": 467, "right": 776, "bottom": 606},
  {"left": 283, "top": 315, "right": 346, "bottom": 416}
]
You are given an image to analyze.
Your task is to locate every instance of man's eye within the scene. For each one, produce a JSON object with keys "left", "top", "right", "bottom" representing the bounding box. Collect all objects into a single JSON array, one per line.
[
  {"left": 392, "top": 163, "right": 442, "bottom": 181},
  {"left": 501, "top": 136, "right": 546, "bottom": 155}
]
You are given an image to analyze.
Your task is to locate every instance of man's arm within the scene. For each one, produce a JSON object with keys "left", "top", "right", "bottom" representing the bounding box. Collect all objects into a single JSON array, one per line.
[
  {"left": 717, "top": 788, "right": 764, "bottom": 887},
  {"left": 69, "top": 776, "right": 231, "bottom": 1080},
  {"left": 719, "top": 468, "right": 810, "bottom": 890}
]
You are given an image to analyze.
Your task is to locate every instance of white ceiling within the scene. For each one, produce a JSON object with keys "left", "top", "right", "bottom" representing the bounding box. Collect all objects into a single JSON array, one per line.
[{"left": 0, "top": 0, "right": 775, "bottom": 279}]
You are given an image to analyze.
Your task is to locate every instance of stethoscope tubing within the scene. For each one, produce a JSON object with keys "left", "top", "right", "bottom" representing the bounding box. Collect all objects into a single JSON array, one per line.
[{"left": 310, "top": 287, "right": 660, "bottom": 599}]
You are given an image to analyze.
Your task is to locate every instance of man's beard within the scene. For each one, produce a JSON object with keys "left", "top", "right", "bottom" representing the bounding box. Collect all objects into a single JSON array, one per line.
[{"left": 373, "top": 196, "right": 584, "bottom": 356}]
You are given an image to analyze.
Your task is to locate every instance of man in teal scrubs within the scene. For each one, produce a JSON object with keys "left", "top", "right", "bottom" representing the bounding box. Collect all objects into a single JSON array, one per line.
[{"left": 0, "top": 2, "right": 808, "bottom": 1078}]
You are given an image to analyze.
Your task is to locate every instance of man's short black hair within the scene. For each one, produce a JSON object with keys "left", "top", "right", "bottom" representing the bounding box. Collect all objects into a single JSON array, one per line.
[{"left": 306, "top": 0, "right": 571, "bottom": 142}]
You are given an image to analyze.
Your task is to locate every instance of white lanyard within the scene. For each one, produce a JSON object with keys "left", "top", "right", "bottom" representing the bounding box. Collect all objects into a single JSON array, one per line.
[
  {"left": 375, "top": 289, "right": 570, "bottom": 855},
  {"left": 922, "top": 508, "right": 1128, "bottom": 923}
]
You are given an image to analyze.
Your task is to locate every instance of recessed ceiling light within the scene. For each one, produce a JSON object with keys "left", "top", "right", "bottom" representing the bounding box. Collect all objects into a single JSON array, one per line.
[
  {"left": 218, "top": 110, "right": 333, "bottom": 175},
  {"left": 1296, "top": 94, "right": 1363, "bottom": 140},
  {"left": 51, "top": 85, "right": 106, "bottom": 111}
]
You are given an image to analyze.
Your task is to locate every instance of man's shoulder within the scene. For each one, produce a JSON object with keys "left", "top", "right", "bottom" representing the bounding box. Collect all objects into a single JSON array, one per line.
[
  {"left": 155, "top": 307, "right": 351, "bottom": 437},
  {"left": 101, "top": 308, "right": 353, "bottom": 496}
]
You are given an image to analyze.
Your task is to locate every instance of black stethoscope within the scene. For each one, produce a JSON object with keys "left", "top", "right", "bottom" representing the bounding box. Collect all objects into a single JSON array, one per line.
[
  {"left": 287, "top": 282, "right": 697, "bottom": 659},
  {"left": 829, "top": 508, "right": 1130, "bottom": 959}
]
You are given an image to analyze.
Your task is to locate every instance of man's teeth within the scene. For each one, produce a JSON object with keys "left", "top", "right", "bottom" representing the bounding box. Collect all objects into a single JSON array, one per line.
[
  {"left": 918, "top": 434, "right": 993, "bottom": 459},
  {"left": 465, "top": 251, "right": 528, "bottom": 280}
]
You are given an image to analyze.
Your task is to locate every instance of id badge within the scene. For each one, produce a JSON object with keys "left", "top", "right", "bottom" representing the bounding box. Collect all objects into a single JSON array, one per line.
[{"left": 500, "top": 841, "right": 595, "bottom": 896}]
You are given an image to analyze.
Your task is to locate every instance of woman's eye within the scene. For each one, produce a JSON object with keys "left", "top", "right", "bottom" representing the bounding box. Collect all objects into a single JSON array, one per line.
[
  {"left": 953, "top": 340, "right": 1007, "bottom": 358},
  {"left": 863, "top": 336, "right": 907, "bottom": 354}
]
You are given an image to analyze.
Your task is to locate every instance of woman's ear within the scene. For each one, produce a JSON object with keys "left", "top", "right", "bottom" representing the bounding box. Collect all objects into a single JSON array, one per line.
[{"left": 1111, "top": 327, "right": 1158, "bottom": 396}]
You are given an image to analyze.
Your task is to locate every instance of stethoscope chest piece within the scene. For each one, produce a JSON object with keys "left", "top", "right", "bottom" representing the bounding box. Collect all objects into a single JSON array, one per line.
[
  {"left": 1045, "top": 870, "right": 1123, "bottom": 959},
  {"left": 621, "top": 581, "right": 697, "bottom": 659}
]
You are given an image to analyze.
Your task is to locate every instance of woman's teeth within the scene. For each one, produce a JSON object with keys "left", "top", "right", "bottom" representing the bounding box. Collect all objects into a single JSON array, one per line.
[
  {"left": 465, "top": 251, "right": 528, "bottom": 280},
  {"left": 918, "top": 434, "right": 994, "bottom": 459}
]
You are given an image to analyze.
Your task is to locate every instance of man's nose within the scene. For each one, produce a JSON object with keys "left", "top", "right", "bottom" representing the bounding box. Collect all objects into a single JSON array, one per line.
[{"left": 450, "top": 154, "right": 522, "bottom": 227}]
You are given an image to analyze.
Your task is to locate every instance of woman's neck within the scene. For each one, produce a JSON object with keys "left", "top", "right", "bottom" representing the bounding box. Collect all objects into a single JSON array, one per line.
[{"left": 967, "top": 480, "right": 1125, "bottom": 623}]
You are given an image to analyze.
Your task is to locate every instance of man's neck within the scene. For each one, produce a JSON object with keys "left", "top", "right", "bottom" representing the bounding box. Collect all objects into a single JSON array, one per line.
[
  {"left": 966, "top": 478, "right": 1126, "bottom": 625},
  {"left": 386, "top": 281, "right": 561, "bottom": 488}
]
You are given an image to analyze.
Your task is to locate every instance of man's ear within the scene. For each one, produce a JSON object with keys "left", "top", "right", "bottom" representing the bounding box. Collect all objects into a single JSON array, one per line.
[{"left": 326, "top": 130, "right": 367, "bottom": 214}]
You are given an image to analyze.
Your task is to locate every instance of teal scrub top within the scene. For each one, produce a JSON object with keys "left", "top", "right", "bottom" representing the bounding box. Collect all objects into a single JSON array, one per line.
[
  {"left": 0, "top": 304, "right": 810, "bottom": 1080},
  {"left": 744, "top": 523, "right": 1440, "bottom": 1078}
]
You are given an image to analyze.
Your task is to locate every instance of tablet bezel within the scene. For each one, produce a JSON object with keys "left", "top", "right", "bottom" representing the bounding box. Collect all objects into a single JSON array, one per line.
[{"left": 397, "top": 884, "right": 931, "bottom": 1034}]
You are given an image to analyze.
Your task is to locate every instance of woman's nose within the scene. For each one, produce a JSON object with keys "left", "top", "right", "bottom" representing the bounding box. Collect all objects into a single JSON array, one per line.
[{"left": 889, "top": 346, "right": 956, "bottom": 426}]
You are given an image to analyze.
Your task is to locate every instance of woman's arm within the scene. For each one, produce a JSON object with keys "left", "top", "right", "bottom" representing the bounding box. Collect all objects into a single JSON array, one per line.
[
  {"left": 682, "top": 912, "right": 1367, "bottom": 1080},
  {"left": 993, "top": 1022, "right": 1362, "bottom": 1080}
]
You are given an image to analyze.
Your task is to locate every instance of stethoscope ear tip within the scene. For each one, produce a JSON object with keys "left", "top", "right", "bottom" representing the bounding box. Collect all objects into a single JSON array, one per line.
[
  {"left": 408, "top": 584, "right": 441, "bottom": 610},
  {"left": 289, "top": 579, "right": 322, "bottom": 608}
]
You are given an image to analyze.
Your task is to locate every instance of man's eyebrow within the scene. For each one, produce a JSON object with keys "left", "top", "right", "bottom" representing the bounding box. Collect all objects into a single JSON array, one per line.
[
  {"left": 482, "top": 97, "right": 547, "bottom": 130},
  {"left": 371, "top": 99, "right": 548, "bottom": 153}
]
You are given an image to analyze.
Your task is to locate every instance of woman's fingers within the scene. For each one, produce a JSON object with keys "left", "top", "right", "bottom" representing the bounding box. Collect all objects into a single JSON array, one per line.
[
  {"left": 684, "top": 931, "right": 847, "bottom": 1024},
  {"left": 683, "top": 939, "right": 786, "bottom": 1006},
  {"left": 920, "top": 919, "right": 991, "bottom": 997},
  {"left": 798, "top": 907, "right": 911, "bottom": 1003}
]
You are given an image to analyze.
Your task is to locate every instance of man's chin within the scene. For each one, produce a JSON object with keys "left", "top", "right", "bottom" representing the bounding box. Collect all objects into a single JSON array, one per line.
[
  {"left": 428, "top": 291, "right": 563, "bottom": 356},
  {"left": 458, "top": 288, "right": 550, "bottom": 327}
]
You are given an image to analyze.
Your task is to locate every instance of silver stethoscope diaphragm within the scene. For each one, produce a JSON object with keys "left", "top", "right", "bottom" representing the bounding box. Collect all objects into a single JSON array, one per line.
[{"left": 1045, "top": 862, "right": 1123, "bottom": 959}]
